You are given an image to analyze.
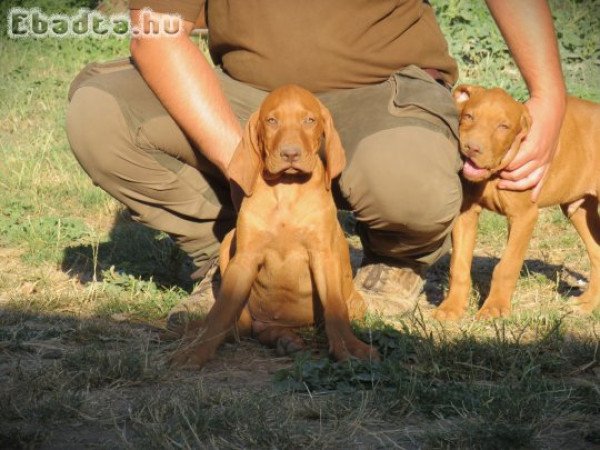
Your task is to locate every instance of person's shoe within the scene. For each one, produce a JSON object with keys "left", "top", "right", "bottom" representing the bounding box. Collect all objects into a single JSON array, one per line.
[
  {"left": 166, "top": 259, "right": 220, "bottom": 332},
  {"left": 354, "top": 255, "right": 425, "bottom": 317}
]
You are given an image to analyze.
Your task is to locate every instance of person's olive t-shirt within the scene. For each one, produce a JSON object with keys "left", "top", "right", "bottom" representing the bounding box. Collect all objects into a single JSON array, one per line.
[{"left": 129, "top": 0, "right": 458, "bottom": 92}]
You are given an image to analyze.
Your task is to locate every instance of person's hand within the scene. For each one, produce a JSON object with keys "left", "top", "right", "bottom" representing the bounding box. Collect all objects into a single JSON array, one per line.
[{"left": 498, "top": 95, "right": 565, "bottom": 201}]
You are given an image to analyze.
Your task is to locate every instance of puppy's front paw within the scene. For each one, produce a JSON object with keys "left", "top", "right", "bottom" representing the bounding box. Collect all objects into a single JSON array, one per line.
[
  {"left": 432, "top": 294, "right": 468, "bottom": 321},
  {"left": 169, "top": 344, "right": 215, "bottom": 370},
  {"left": 331, "top": 338, "right": 381, "bottom": 363},
  {"left": 352, "top": 343, "right": 381, "bottom": 363},
  {"left": 476, "top": 299, "right": 511, "bottom": 319},
  {"left": 433, "top": 304, "right": 465, "bottom": 322}
]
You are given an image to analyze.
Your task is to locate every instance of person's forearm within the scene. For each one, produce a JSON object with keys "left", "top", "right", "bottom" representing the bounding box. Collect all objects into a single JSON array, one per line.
[
  {"left": 486, "top": 0, "right": 567, "bottom": 199},
  {"left": 485, "top": 0, "right": 566, "bottom": 107},
  {"left": 130, "top": 11, "right": 241, "bottom": 177}
]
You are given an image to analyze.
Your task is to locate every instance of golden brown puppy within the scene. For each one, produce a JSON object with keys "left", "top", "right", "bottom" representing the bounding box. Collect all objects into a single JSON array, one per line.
[
  {"left": 172, "top": 85, "right": 380, "bottom": 368},
  {"left": 434, "top": 85, "right": 600, "bottom": 320}
]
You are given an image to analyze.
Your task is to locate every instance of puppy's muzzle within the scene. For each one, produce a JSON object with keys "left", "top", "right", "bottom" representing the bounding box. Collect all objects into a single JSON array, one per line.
[
  {"left": 462, "top": 141, "right": 482, "bottom": 158},
  {"left": 279, "top": 145, "right": 301, "bottom": 163}
]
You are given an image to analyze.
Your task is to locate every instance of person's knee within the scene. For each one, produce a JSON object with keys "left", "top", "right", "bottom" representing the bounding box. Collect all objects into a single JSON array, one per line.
[
  {"left": 387, "top": 183, "right": 459, "bottom": 235},
  {"left": 340, "top": 127, "right": 462, "bottom": 237},
  {"left": 67, "top": 86, "right": 130, "bottom": 183},
  {"left": 359, "top": 169, "right": 461, "bottom": 237}
]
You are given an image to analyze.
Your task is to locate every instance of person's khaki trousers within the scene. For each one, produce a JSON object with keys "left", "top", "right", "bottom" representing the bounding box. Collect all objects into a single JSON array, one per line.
[{"left": 67, "top": 58, "right": 462, "bottom": 269}]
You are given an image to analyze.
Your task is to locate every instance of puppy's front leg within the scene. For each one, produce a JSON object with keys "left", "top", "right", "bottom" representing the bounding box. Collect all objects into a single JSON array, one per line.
[
  {"left": 477, "top": 207, "right": 538, "bottom": 319},
  {"left": 434, "top": 204, "right": 481, "bottom": 321},
  {"left": 170, "top": 254, "right": 261, "bottom": 369},
  {"left": 309, "top": 250, "right": 380, "bottom": 362}
]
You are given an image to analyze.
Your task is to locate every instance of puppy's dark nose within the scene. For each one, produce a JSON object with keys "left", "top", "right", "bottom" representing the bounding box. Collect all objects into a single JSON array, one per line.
[
  {"left": 280, "top": 146, "right": 301, "bottom": 163},
  {"left": 465, "top": 142, "right": 481, "bottom": 156}
]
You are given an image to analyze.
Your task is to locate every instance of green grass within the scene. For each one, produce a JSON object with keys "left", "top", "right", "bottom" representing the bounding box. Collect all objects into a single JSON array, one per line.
[
  {"left": 0, "top": 0, "right": 599, "bottom": 448},
  {"left": 436, "top": 0, "right": 600, "bottom": 101}
]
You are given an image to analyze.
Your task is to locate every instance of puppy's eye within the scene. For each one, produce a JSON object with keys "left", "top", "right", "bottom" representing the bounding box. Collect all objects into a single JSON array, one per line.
[
  {"left": 497, "top": 123, "right": 510, "bottom": 131},
  {"left": 462, "top": 113, "right": 474, "bottom": 121},
  {"left": 266, "top": 117, "right": 278, "bottom": 126},
  {"left": 303, "top": 117, "right": 316, "bottom": 125}
]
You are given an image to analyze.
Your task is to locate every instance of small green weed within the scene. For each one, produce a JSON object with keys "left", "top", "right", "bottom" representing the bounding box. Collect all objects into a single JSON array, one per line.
[{"left": 0, "top": 204, "right": 90, "bottom": 264}]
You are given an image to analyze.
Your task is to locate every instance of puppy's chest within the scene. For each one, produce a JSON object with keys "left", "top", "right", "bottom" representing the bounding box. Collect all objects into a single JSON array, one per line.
[
  {"left": 258, "top": 220, "right": 314, "bottom": 272},
  {"left": 242, "top": 198, "right": 334, "bottom": 323},
  {"left": 241, "top": 196, "right": 335, "bottom": 251},
  {"left": 469, "top": 180, "right": 532, "bottom": 215}
]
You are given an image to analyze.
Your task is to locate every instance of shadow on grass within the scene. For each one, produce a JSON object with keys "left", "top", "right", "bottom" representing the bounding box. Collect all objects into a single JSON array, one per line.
[
  {"left": 1, "top": 306, "right": 598, "bottom": 449},
  {"left": 424, "top": 254, "right": 586, "bottom": 306},
  {"left": 0, "top": 308, "right": 170, "bottom": 449},
  {"left": 61, "top": 209, "right": 196, "bottom": 292}
]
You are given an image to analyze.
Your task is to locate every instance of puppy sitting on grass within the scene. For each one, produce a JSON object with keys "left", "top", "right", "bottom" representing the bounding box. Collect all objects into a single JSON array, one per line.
[
  {"left": 434, "top": 85, "right": 600, "bottom": 320},
  {"left": 170, "top": 85, "right": 380, "bottom": 369}
]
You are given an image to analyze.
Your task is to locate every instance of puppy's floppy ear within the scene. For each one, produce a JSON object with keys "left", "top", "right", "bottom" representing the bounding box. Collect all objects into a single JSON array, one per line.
[
  {"left": 319, "top": 103, "right": 346, "bottom": 190},
  {"left": 497, "top": 105, "right": 533, "bottom": 170},
  {"left": 453, "top": 84, "right": 483, "bottom": 112},
  {"left": 509, "top": 104, "right": 532, "bottom": 153},
  {"left": 228, "top": 112, "right": 261, "bottom": 197},
  {"left": 519, "top": 106, "right": 532, "bottom": 135}
]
